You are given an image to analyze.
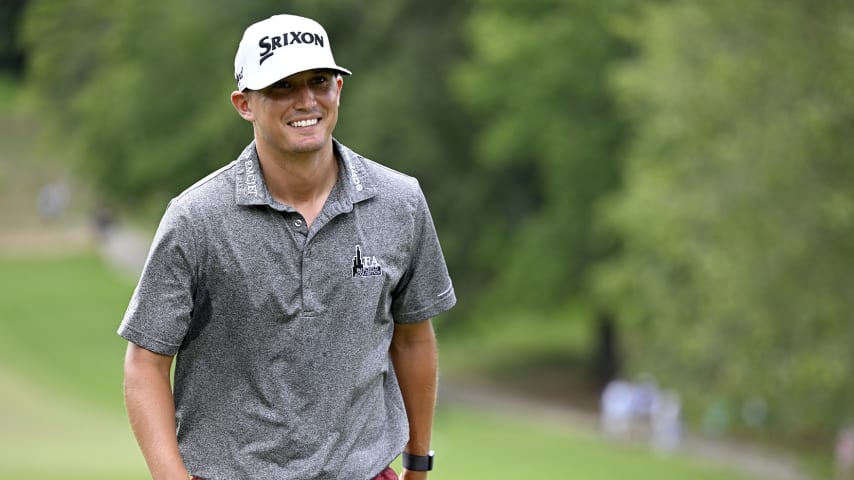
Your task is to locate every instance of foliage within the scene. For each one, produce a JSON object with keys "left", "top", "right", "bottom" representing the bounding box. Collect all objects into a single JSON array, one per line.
[
  {"left": 21, "top": 1, "right": 253, "bottom": 216},
  {"left": 0, "top": 0, "right": 27, "bottom": 75},
  {"left": 594, "top": 0, "right": 854, "bottom": 442},
  {"left": 20, "top": 0, "right": 485, "bottom": 300},
  {"left": 452, "top": 0, "right": 631, "bottom": 312}
]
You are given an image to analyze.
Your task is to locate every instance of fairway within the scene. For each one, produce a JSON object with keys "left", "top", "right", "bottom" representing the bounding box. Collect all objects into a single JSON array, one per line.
[
  {"left": 0, "top": 365, "right": 148, "bottom": 480},
  {"left": 0, "top": 254, "right": 752, "bottom": 479}
]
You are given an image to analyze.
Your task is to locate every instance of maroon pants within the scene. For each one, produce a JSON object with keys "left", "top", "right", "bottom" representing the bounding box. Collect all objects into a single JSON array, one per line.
[
  {"left": 192, "top": 467, "right": 397, "bottom": 480},
  {"left": 374, "top": 466, "right": 399, "bottom": 479}
]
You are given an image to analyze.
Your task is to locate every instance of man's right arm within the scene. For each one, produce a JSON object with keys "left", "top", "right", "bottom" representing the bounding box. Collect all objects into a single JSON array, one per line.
[{"left": 124, "top": 342, "right": 190, "bottom": 480}]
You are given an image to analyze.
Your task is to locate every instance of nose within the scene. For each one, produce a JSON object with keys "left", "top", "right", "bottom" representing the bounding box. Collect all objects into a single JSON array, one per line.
[{"left": 293, "top": 83, "right": 317, "bottom": 109}]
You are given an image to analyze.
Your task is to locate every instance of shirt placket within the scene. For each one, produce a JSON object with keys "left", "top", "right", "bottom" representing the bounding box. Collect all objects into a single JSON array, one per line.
[{"left": 286, "top": 213, "right": 318, "bottom": 315}]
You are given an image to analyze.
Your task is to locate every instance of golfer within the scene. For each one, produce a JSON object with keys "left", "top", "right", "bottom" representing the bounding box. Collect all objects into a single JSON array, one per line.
[{"left": 118, "top": 13, "right": 455, "bottom": 480}]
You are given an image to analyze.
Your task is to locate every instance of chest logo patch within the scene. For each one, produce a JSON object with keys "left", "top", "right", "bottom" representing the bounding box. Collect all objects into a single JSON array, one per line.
[{"left": 352, "top": 245, "right": 383, "bottom": 277}]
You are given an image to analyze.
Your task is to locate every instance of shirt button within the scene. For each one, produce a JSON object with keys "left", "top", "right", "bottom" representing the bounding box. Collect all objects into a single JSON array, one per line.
[{"left": 294, "top": 219, "right": 303, "bottom": 227}]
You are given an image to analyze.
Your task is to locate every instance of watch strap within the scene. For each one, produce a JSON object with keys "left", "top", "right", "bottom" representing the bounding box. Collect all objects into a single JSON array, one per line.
[{"left": 402, "top": 451, "right": 434, "bottom": 471}]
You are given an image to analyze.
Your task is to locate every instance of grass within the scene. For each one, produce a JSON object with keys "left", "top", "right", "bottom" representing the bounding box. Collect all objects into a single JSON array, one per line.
[
  {"left": 431, "top": 407, "right": 751, "bottom": 480},
  {"left": 0, "top": 253, "right": 755, "bottom": 479},
  {"left": 0, "top": 365, "right": 148, "bottom": 480},
  {"left": 0, "top": 75, "right": 20, "bottom": 111},
  {"left": 0, "top": 253, "right": 134, "bottom": 409},
  {"left": 0, "top": 253, "right": 147, "bottom": 479}
]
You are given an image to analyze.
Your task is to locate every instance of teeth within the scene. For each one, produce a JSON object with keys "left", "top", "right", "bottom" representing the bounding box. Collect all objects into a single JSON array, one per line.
[{"left": 290, "top": 119, "right": 318, "bottom": 127}]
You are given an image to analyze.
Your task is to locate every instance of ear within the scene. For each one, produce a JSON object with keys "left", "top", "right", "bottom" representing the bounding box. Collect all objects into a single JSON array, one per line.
[
  {"left": 335, "top": 75, "right": 343, "bottom": 106},
  {"left": 231, "top": 90, "right": 254, "bottom": 122}
]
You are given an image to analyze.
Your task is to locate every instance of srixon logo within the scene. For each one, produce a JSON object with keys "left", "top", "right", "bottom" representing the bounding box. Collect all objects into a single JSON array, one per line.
[{"left": 258, "top": 32, "right": 325, "bottom": 65}]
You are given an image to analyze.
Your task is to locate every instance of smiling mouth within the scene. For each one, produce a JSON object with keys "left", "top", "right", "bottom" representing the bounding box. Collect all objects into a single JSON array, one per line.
[{"left": 289, "top": 118, "right": 319, "bottom": 128}]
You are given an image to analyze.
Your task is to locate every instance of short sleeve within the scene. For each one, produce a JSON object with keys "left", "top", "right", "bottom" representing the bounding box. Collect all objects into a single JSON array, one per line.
[
  {"left": 117, "top": 200, "right": 197, "bottom": 355},
  {"left": 390, "top": 183, "right": 456, "bottom": 323}
]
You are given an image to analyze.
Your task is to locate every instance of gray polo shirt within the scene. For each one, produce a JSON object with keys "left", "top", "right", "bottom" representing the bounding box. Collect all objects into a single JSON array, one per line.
[{"left": 118, "top": 140, "right": 456, "bottom": 480}]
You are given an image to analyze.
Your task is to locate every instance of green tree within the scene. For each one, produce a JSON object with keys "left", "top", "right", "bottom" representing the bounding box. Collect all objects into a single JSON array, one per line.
[
  {"left": 22, "top": 0, "right": 486, "bottom": 323},
  {"left": 595, "top": 0, "right": 854, "bottom": 442},
  {"left": 451, "top": 0, "right": 632, "bottom": 335},
  {"left": 21, "top": 0, "right": 473, "bottom": 223},
  {"left": 22, "top": 0, "right": 256, "bottom": 216},
  {"left": 0, "top": 0, "right": 27, "bottom": 75}
]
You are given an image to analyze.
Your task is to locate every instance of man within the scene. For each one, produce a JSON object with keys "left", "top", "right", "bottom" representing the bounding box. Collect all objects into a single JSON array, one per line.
[{"left": 119, "top": 14, "right": 455, "bottom": 480}]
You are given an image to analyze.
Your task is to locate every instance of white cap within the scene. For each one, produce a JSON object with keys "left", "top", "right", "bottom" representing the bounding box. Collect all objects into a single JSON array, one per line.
[{"left": 234, "top": 14, "right": 351, "bottom": 91}]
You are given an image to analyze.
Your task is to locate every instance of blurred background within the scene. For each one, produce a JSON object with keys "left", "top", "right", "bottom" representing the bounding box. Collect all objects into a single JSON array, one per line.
[{"left": 1, "top": 0, "right": 852, "bottom": 479}]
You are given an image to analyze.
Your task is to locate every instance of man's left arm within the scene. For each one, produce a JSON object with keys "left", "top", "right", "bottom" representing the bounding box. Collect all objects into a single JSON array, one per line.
[{"left": 390, "top": 319, "right": 438, "bottom": 480}]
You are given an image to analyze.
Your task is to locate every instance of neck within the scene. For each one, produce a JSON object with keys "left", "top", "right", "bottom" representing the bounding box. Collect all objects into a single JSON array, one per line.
[{"left": 256, "top": 140, "right": 339, "bottom": 224}]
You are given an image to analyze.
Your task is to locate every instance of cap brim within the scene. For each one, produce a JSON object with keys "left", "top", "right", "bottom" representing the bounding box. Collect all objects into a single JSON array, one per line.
[{"left": 243, "top": 57, "right": 352, "bottom": 91}]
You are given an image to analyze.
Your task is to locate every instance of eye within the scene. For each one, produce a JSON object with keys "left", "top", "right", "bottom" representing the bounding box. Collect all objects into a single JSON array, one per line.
[
  {"left": 269, "top": 80, "right": 292, "bottom": 90},
  {"left": 309, "top": 74, "right": 330, "bottom": 86}
]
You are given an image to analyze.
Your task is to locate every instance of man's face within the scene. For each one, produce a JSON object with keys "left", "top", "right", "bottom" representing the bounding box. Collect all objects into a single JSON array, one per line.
[{"left": 240, "top": 69, "right": 343, "bottom": 157}]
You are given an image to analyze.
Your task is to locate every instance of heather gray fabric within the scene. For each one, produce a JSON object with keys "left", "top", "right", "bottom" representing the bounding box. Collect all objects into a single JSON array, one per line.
[{"left": 118, "top": 140, "right": 456, "bottom": 480}]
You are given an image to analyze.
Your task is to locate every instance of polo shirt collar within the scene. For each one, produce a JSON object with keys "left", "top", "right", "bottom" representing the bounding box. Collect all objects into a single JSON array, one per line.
[
  {"left": 333, "top": 139, "right": 378, "bottom": 207},
  {"left": 234, "top": 140, "right": 378, "bottom": 208},
  {"left": 234, "top": 142, "right": 272, "bottom": 206}
]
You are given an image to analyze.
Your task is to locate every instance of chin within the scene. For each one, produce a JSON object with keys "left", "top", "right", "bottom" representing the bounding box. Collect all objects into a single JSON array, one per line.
[
  {"left": 290, "top": 143, "right": 325, "bottom": 154},
  {"left": 288, "top": 136, "right": 329, "bottom": 154}
]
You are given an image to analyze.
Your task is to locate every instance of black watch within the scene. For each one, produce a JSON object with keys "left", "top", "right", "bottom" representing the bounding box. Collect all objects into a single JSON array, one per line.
[{"left": 402, "top": 450, "right": 434, "bottom": 471}]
